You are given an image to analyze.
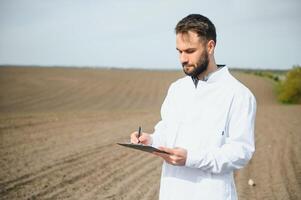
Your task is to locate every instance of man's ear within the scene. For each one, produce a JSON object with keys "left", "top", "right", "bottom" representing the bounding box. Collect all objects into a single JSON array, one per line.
[{"left": 207, "top": 40, "right": 215, "bottom": 54}]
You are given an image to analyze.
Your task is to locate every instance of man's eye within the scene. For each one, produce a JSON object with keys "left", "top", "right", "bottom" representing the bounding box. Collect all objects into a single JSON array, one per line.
[{"left": 186, "top": 49, "right": 195, "bottom": 54}]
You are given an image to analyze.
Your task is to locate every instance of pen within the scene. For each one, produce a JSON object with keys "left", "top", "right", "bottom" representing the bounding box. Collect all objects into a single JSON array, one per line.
[{"left": 137, "top": 126, "right": 141, "bottom": 143}]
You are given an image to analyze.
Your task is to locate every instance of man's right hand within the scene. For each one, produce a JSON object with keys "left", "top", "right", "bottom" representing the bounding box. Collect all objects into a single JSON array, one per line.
[{"left": 130, "top": 131, "right": 152, "bottom": 145}]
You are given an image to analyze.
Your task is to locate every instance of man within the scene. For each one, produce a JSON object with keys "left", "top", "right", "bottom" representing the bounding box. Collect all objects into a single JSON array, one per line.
[{"left": 130, "top": 14, "right": 256, "bottom": 200}]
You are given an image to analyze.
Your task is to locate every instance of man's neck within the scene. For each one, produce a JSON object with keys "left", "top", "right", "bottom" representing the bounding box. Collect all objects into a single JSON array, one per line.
[{"left": 197, "top": 62, "right": 218, "bottom": 80}]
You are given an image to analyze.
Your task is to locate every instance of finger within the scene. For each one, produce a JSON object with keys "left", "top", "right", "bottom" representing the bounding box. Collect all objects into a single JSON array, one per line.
[
  {"left": 158, "top": 146, "right": 175, "bottom": 154},
  {"left": 138, "top": 135, "right": 147, "bottom": 144},
  {"left": 153, "top": 152, "right": 178, "bottom": 165},
  {"left": 153, "top": 152, "right": 171, "bottom": 160},
  {"left": 157, "top": 154, "right": 174, "bottom": 165},
  {"left": 153, "top": 151, "right": 165, "bottom": 157},
  {"left": 130, "top": 132, "right": 139, "bottom": 143},
  {"left": 138, "top": 134, "right": 146, "bottom": 141}
]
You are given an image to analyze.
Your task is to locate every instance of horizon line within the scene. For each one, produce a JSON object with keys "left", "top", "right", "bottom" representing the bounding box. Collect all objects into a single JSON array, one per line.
[{"left": 0, "top": 64, "right": 294, "bottom": 71}]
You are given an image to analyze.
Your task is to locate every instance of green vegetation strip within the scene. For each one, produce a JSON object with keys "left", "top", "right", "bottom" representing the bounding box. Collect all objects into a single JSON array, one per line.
[{"left": 234, "top": 66, "right": 301, "bottom": 104}]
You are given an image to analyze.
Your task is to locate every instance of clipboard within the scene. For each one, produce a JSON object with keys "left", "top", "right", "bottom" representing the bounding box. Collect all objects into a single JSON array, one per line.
[{"left": 117, "top": 143, "right": 170, "bottom": 155}]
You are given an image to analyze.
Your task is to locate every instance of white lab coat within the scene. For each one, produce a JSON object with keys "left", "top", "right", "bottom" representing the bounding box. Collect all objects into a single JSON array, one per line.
[{"left": 151, "top": 67, "right": 256, "bottom": 200}]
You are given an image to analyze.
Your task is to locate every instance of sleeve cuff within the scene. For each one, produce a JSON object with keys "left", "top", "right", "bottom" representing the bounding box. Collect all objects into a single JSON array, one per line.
[{"left": 185, "top": 150, "right": 207, "bottom": 168}]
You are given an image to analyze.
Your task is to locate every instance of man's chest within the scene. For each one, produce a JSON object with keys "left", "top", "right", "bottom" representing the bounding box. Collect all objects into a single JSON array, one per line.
[{"left": 166, "top": 84, "right": 233, "bottom": 149}]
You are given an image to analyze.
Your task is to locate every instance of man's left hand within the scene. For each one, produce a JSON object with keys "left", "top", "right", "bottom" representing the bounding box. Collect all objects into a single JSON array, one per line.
[{"left": 153, "top": 147, "right": 187, "bottom": 166}]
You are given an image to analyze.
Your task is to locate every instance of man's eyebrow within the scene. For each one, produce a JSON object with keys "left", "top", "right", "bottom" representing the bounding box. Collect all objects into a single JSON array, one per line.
[{"left": 176, "top": 48, "right": 196, "bottom": 52}]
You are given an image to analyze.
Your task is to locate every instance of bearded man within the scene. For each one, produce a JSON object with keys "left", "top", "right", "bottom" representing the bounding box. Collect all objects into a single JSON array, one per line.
[{"left": 130, "top": 14, "right": 257, "bottom": 200}]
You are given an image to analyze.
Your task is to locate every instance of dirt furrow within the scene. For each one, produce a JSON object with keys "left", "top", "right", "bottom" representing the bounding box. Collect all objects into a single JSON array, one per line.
[
  {"left": 0, "top": 116, "right": 109, "bottom": 155},
  {"left": 120, "top": 160, "right": 161, "bottom": 200},
  {"left": 25, "top": 149, "right": 131, "bottom": 200},
  {"left": 0, "top": 143, "right": 115, "bottom": 194},
  {"left": 0, "top": 145, "right": 130, "bottom": 199},
  {"left": 80, "top": 153, "right": 157, "bottom": 199},
  {"left": 42, "top": 151, "right": 147, "bottom": 200}
]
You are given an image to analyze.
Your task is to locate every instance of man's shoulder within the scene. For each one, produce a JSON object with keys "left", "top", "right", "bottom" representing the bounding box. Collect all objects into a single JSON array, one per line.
[
  {"left": 225, "top": 72, "right": 256, "bottom": 100},
  {"left": 169, "top": 76, "right": 191, "bottom": 89}
]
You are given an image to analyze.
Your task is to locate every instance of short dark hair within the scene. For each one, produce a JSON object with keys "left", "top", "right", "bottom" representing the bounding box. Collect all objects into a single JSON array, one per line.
[{"left": 175, "top": 14, "right": 216, "bottom": 44}]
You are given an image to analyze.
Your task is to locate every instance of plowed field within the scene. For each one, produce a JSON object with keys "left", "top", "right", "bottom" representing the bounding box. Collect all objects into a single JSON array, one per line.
[{"left": 0, "top": 67, "right": 300, "bottom": 200}]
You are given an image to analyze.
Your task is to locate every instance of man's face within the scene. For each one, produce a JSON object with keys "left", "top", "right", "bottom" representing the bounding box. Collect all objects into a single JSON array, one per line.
[{"left": 176, "top": 31, "right": 209, "bottom": 78}]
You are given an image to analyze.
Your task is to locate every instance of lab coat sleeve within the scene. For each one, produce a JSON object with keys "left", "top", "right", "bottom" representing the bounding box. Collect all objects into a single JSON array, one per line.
[
  {"left": 185, "top": 89, "right": 257, "bottom": 174},
  {"left": 150, "top": 83, "right": 174, "bottom": 148}
]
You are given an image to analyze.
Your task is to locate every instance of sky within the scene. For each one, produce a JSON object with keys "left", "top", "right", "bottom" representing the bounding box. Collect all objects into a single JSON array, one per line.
[{"left": 0, "top": 0, "right": 300, "bottom": 70}]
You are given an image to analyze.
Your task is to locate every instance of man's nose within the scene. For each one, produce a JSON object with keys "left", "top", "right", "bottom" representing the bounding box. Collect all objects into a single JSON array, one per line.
[{"left": 180, "top": 53, "right": 188, "bottom": 64}]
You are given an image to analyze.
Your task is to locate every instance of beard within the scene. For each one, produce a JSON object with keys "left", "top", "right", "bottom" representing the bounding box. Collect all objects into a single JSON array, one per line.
[{"left": 182, "top": 50, "right": 209, "bottom": 78}]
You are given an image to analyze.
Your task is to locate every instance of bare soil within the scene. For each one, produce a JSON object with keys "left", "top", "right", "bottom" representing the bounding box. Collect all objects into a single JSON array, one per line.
[{"left": 0, "top": 67, "right": 300, "bottom": 200}]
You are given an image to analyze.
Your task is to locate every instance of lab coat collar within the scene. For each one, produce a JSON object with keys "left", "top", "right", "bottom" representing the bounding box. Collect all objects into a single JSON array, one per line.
[
  {"left": 205, "top": 66, "right": 229, "bottom": 83},
  {"left": 191, "top": 66, "right": 229, "bottom": 86}
]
